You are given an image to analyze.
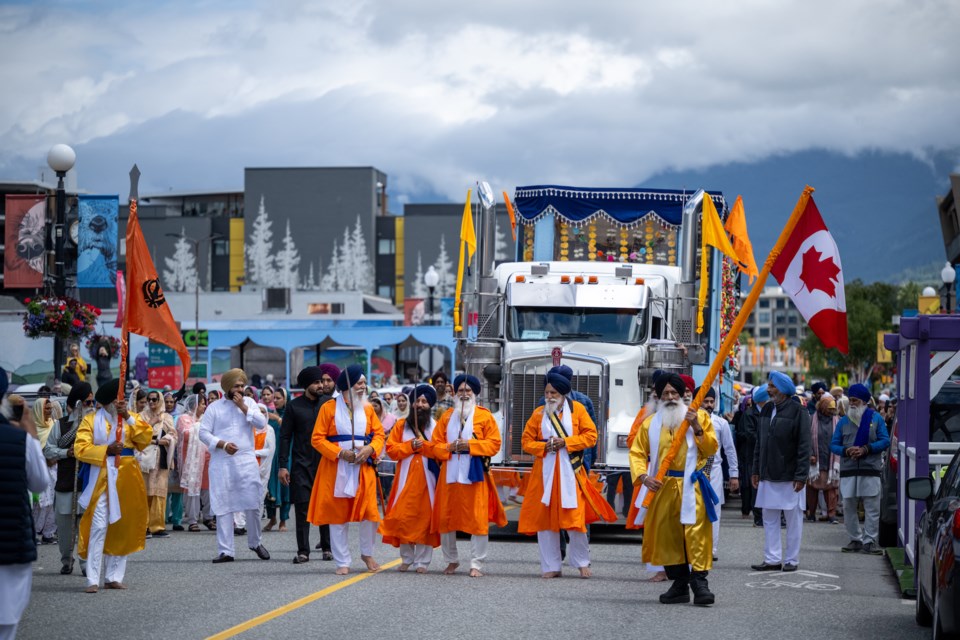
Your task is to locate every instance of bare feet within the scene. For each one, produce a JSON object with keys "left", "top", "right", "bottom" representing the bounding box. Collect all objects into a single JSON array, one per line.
[
  {"left": 361, "top": 555, "right": 380, "bottom": 572},
  {"left": 278, "top": 521, "right": 288, "bottom": 532},
  {"left": 469, "top": 568, "right": 484, "bottom": 578},
  {"left": 542, "top": 571, "right": 562, "bottom": 579},
  {"left": 104, "top": 581, "right": 127, "bottom": 590},
  {"left": 398, "top": 563, "right": 411, "bottom": 572},
  {"left": 646, "top": 571, "right": 667, "bottom": 582},
  {"left": 263, "top": 518, "right": 277, "bottom": 532},
  {"left": 443, "top": 563, "right": 460, "bottom": 575},
  {"left": 578, "top": 567, "right": 592, "bottom": 579},
  {"left": 335, "top": 567, "right": 350, "bottom": 576},
  {"left": 415, "top": 566, "right": 428, "bottom": 574},
  {"left": 84, "top": 585, "right": 98, "bottom": 593}
]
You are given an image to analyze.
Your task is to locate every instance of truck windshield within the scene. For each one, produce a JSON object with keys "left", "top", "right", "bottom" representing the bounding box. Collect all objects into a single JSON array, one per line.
[{"left": 507, "top": 306, "right": 647, "bottom": 344}]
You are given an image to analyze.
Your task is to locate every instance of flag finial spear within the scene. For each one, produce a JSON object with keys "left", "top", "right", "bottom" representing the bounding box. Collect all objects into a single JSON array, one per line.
[{"left": 129, "top": 164, "right": 140, "bottom": 202}]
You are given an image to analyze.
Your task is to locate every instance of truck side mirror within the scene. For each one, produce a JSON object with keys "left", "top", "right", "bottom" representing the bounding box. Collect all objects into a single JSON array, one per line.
[{"left": 906, "top": 476, "right": 934, "bottom": 501}]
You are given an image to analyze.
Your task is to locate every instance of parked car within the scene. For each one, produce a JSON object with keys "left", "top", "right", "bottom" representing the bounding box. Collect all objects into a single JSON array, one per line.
[
  {"left": 882, "top": 380, "right": 960, "bottom": 547},
  {"left": 907, "top": 450, "right": 960, "bottom": 639},
  {"left": 8, "top": 382, "right": 71, "bottom": 412}
]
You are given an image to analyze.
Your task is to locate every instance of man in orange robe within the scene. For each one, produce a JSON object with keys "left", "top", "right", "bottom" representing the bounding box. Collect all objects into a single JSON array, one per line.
[
  {"left": 307, "top": 364, "right": 384, "bottom": 575},
  {"left": 379, "top": 384, "right": 439, "bottom": 573},
  {"left": 430, "top": 374, "right": 507, "bottom": 577},
  {"left": 519, "top": 372, "right": 616, "bottom": 578}
]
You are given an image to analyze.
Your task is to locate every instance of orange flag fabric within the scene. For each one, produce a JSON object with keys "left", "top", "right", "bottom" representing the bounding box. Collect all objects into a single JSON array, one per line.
[
  {"left": 123, "top": 201, "right": 191, "bottom": 380},
  {"left": 724, "top": 195, "right": 759, "bottom": 283},
  {"left": 697, "top": 193, "right": 740, "bottom": 334}
]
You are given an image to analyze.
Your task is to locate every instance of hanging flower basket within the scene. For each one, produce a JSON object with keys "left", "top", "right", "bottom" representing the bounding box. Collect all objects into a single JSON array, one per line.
[
  {"left": 22, "top": 296, "right": 101, "bottom": 340},
  {"left": 86, "top": 333, "right": 121, "bottom": 359}
]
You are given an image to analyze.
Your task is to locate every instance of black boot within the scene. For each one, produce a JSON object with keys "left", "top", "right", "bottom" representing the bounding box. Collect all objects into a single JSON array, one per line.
[
  {"left": 660, "top": 564, "right": 691, "bottom": 604},
  {"left": 690, "top": 571, "right": 715, "bottom": 606}
]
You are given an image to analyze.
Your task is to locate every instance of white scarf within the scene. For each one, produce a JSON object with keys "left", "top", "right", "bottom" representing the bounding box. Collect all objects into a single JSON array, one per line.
[
  {"left": 445, "top": 403, "right": 475, "bottom": 485},
  {"left": 392, "top": 419, "right": 437, "bottom": 508},
  {"left": 633, "top": 412, "right": 700, "bottom": 526},
  {"left": 540, "top": 402, "right": 578, "bottom": 509},
  {"left": 179, "top": 415, "right": 206, "bottom": 496},
  {"left": 333, "top": 394, "right": 367, "bottom": 498},
  {"left": 78, "top": 409, "right": 123, "bottom": 525}
]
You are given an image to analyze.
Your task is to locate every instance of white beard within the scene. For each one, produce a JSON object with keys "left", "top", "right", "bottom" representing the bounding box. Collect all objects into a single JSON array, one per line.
[
  {"left": 847, "top": 405, "right": 866, "bottom": 425},
  {"left": 545, "top": 398, "right": 562, "bottom": 415},
  {"left": 657, "top": 399, "right": 688, "bottom": 429},
  {"left": 457, "top": 397, "right": 476, "bottom": 414}
]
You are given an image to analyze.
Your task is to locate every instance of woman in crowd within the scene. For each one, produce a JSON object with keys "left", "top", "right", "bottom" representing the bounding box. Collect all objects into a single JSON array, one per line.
[
  {"left": 178, "top": 394, "right": 214, "bottom": 531},
  {"left": 262, "top": 386, "right": 290, "bottom": 532},
  {"left": 32, "top": 398, "right": 59, "bottom": 544},
  {"left": 140, "top": 390, "right": 178, "bottom": 538}
]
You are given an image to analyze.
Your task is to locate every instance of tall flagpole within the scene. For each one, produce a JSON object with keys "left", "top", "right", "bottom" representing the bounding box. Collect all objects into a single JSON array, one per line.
[
  {"left": 118, "top": 165, "right": 139, "bottom": 406},
  {"left": 642, "top": 186, "right": 815, "bottom": 508}
]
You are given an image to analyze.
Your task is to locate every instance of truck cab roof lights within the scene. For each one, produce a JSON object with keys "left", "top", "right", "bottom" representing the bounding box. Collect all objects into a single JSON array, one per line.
[
  {"left": 588, "top": 276, "right": 599, "bottom": 284},
  {"left": 516, "top": 275, "right": 526, "bottom": 283},
  {"left": 560, "top": 275, "right": 571, "bottom": 284},
  {"left": 635, "top": 278, "right": 645, "bottom": 285},
  {"left": 574, "top": 276, "right": 585, "bottom": 284}
]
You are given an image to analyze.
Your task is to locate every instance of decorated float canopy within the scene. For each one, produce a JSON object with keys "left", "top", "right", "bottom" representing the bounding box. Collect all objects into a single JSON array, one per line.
[{"left": 513, "top": 185, "right": 726, "bottom": 266}]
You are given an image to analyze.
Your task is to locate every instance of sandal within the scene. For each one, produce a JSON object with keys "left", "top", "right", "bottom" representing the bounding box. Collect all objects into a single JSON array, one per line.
[{"left": 189, "top": 524, "right": 201, "bottom": 532}]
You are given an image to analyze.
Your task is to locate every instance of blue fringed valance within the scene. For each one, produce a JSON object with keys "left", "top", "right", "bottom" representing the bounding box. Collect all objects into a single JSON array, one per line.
[{"left": 513, "top": 185, "right": 725, "bottom": 229}]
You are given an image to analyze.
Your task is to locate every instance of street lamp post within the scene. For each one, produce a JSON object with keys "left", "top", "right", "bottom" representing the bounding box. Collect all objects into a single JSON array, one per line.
[
  {"left": 166, "top": 232, "right": 221, "bottom": 370},
  {"left": 423, "top": 265, "right": 440, "bottom": 378},
  {"left": 47, "top": 144, "right": 76, "bottom": 381},
  {"left": 941, "top": 261, "right": 956, "bottom": 314}
]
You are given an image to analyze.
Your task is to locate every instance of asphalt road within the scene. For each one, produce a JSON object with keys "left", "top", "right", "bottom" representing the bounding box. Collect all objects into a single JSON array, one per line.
[{"left": 19, "top": 501, "right": 925, "bottom": 640}]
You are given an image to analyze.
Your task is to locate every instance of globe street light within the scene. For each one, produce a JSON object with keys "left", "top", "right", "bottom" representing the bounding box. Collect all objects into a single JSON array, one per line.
[
  {"left": 47, "top": 144, "right": 76, "bottom": 381},
  {"left": 423, "top": 265, "right": 440, "bottom": 378},
  {"left": 941, "top": 261, "right": 956, "bottom": 314}
]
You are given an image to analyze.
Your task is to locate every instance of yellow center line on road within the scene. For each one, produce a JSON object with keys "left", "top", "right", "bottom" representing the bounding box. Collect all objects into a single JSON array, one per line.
[{"left": 206, "top": 558, "right": 403, "bottom": 640}]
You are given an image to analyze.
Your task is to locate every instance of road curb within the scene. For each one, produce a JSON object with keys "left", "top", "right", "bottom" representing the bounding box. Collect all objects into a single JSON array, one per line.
[{"left": 884, "top": 547, "right": 916, "bottom": 598}]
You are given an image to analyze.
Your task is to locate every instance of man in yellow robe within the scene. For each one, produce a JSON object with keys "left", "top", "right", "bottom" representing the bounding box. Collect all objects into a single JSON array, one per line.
[
  {"left": 630, "top": 373, "right": 719, "bottom": 606},
  {"left": 75, "top": 379, "right": 152, "bottom": 593}
]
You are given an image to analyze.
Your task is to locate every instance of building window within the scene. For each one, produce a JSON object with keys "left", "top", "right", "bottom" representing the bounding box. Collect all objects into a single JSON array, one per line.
[
  {"left": 378, "top": 239, "right": 395, "bottom": 254},
  {"left": 213, "top": 239, "right": 229, "bottom": 256},
  {"left": 788, "top": 328, "right": 798, "bottom": 338},
  {"left": 776, "top": 327, "right": 786, "bottom": 337},
  {"left": 759, "top": 328, "right": 770, "bottom": 338},
  {"left": 307, "top": 302, "right": 344, "bottom": 315},
  {"left": 759, "top": 299, "right": 770, "bottom": 308},
  {"left": 378, "top": 285, "right": 392, "bottom": 298},
  {"left": 758, "top": 312, "right": 771, "bottom": 323},
  {"left": 776, "top": 298, "right": 786, "bottom": 309}
]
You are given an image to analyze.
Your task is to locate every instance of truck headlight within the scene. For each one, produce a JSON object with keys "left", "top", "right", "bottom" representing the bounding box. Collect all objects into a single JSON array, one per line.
[{"left": 617, "top": 435, "right": 629, "bottom": 449}]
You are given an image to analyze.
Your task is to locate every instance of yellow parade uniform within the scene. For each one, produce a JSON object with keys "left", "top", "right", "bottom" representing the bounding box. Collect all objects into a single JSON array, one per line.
[{"left": 630, "top": 409, "right": 718, "bottom": 571}]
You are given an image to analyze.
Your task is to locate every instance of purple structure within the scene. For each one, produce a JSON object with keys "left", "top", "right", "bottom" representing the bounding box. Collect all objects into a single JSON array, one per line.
[{"left": 885, "top": 315, "right": 960, "bottom": 566}]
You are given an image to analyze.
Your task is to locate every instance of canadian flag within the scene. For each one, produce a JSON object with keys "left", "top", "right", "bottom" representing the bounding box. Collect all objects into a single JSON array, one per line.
[{"left": 770, "top": 195, "right": 848, "bottom": 354}]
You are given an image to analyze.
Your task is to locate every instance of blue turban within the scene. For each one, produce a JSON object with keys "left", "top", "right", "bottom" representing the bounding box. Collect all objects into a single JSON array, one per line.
[
  {"left": 811, "top": 382, "right": 828, "bottom": 395},
  {"left": 848, "top": 384, "right": 871, "bottom": 403},
  {"left": 336, "top": 364, "right": 366, "bottom": 392},
  {"left": 545, "top": 371, "right": 571, "bottom": 395},
  {"left": 752, "top": 385, "right": 769, "bottom": 403},
  {"left": 768, "top": 371, "right": 795, "bottom": 396},
  {"left": 547, "top": 365, "right": 574, "bottom": 382},
  {"left": 409, "top": 384, "right": 437, "bottom": 407},
  {"left": 453, "top": 374, "right": 481, "bottom": 395}
]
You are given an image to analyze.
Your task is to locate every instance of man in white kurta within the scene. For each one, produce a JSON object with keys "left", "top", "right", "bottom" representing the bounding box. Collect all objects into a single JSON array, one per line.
[
  {"left": 199, "top": 369, "right": 270, "bottom": 563},
  {"left": 700, "top": 388, "right": 738, "bottom": 560}
]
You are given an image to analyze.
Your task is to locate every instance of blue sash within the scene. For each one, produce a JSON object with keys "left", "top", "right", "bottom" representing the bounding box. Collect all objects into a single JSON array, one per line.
[
  {"left": 852, "top": 409, "right": 875, "bottom": 448},
  {"left": 77, "top": 448, "right": 135, "bottom": 493},
  {"left": 328, "top": 433, "right": 377, "bottom": 466},
  {"left": 692, "top": 468, "right": 720, "bottom": 523},
  {"left": 427, "top": 459, "right": 441, "bottom": 479}
]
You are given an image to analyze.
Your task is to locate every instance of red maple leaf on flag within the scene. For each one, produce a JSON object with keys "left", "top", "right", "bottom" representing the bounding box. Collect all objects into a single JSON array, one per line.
[{"left": 799, "top": 246, "right": 841, "bottom": 297}]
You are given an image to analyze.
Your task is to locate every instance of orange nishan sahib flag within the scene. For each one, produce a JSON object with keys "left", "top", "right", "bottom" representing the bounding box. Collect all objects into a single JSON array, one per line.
[
  {"left": 724, "top": 195, "right": 759, "bottom": 283},
  {"left": 697, "top": 193, "right": 740, "bottom": 334}
]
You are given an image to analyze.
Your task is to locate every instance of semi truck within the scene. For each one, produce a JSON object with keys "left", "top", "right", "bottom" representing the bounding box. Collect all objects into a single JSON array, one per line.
[{"left": 456, "top": 184, "right": 733, "bottom": 473}]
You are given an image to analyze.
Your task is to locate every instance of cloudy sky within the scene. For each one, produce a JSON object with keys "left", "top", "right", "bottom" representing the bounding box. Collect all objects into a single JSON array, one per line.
[{"left": 1, "top": 0, "right": 958, "bottom": 204}]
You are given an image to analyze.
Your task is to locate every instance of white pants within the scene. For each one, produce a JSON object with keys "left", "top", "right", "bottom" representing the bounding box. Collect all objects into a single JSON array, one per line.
[
  {"left": 762, "top": 506, "right": 804, "bottom": 565},
  {"left": 399, "top": 544, "right": 433, "bottom": 570},
  {"left": 33, "top": 504, "right": 56, "bottom": 538},
  {"left": 86, "top": 494, "right": 129, "bottom": 587},
  {"left": 234, "top": 510, "right": 246, "bottom": 528},
  {"left": 712, "top": 511, "right": 721, "bottom": 556},
  {"left": 440, "top": 531, "right": 488, "bottom": 571},
  {"left": 329, "top": 521, "right": 376, "bottom": 568},
  {"left": 216, "top": 511, "right": 262, "bottom": 557},
  {"left": 537, "top": 530, "right": 589, "bottom": 574},
  {"left": 183, "top": 492, "right": 211, "bottom": 526},
  {"left": 843, "top": 495, "right": 881, "bottom": 545}
]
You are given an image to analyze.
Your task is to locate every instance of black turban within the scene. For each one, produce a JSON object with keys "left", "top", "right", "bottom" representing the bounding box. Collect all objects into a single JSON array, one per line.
[
  {"left": 655, "top": 373, "right": 685, "bottom": 398},
  {"left": 297, "top": 366, "right": 324, "bottom": 389},
  {"left": 453, "top": 374, "right": 481, "bottom": 395},
  {"left": 95, "top": 379, "right": 120, "bottom": 406},
  {"left": 545, "top": 371, "right": 571, "bottom": 395},
  {"left": 694, "top": 386, "right": 716, "bottom": 400},
  {"left": 336, "top": 364, "right": 366, "bottom": 392},
  {"left": 409, "top": 384, "right": 437, "bottom": 407},
  {"left": 67, "top": 381, "right": 93, "bottom": 410}
]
